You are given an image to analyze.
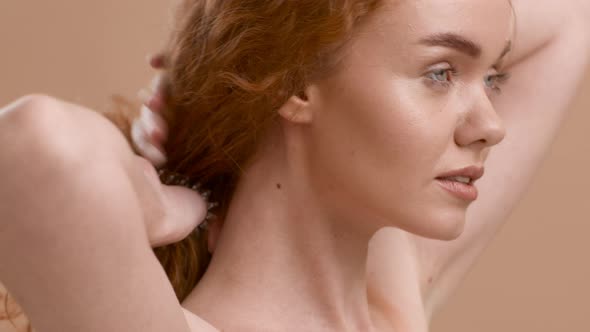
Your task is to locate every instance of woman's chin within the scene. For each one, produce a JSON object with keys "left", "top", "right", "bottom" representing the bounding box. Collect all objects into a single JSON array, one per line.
[{"left": 399, "top": 209, "right": 467, "bottom": 241}]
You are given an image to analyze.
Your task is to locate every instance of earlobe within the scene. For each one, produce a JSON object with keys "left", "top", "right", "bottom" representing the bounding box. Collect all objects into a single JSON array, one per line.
[{"left": 277, "top": 93, "right": 314, "bottom": 124}]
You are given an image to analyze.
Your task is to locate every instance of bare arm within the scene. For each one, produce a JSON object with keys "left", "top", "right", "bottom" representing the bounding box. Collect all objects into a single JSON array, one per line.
[
  {"left": 0, "top": 96, "right": 197, "bottom": 332},
  {"left": 414, "top": 0, "right": 590, "bottom": 317}
]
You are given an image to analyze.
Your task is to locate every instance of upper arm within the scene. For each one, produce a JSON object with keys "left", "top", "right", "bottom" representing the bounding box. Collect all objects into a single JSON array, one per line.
[
  {"left": 0, "top": 96, "right": 192, "bottom": 332},
  {"left": 413, "top": 2, "right": 590, "bottom": 317}
]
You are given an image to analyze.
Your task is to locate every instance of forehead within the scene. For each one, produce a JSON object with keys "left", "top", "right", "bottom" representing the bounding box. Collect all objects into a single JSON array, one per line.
[{"left": 358, "top": 0, "right": 514, "bottom": 57}]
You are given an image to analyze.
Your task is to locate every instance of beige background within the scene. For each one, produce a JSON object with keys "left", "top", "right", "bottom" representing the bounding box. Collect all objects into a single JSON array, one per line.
[{"left": 1, "top": 1, "right": 588, "bottom": 331}]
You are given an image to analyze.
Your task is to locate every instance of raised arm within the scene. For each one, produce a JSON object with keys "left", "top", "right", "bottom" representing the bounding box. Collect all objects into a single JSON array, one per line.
[
  {"left": 413, "top": 0, "right": 590, "bottom": 317},
  {"left": 0, "top": 96, "right": 211, "bottom": 332}
]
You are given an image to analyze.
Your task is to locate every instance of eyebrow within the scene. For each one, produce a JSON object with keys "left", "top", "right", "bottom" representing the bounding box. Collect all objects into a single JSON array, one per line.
[{"left": 419, "top": 32, "right": 512, "bottom": 63}]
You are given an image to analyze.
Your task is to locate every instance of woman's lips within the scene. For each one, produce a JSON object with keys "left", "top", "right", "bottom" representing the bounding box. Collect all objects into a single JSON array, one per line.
[{"left": 435, "top": 178, "right": 479, "bottom": 201}]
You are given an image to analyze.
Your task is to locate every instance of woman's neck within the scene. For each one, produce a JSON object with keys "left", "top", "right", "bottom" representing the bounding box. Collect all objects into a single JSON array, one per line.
[{"left": 183, "top": 141, "right": 380, "bottom": 331}]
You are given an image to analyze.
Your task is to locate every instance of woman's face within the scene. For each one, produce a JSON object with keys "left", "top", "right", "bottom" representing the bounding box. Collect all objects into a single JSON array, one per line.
[{"left": 300, "top": 0, "right": 514, "bottom": 240}]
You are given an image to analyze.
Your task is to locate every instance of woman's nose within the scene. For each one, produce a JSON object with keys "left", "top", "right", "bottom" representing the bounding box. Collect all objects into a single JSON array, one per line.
[{"left": 454, "top": 90, "right": 506, "bottom": 149}]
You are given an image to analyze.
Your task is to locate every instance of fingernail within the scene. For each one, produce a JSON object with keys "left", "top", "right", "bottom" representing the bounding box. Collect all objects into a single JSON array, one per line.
[
  {"left": 137, "top": 89, "right": 151, "bottom": 104},
  {"left": 150, "top": 76, "right": 162, "bottom": 92},
  {"left": 149, "top": 54, "right": 166, "bottom": 69},
  {"left": 147, "top": 92, "right": 164, "bottom": 112},
  {"left": 142, "top": 143, "right": 167, "bottom": 166},
  {"left": 132, "top": 118, "right": 167, "bottom": 166},
  {"left": 140, "top": 105, "right": 157, "bottom": 135}
]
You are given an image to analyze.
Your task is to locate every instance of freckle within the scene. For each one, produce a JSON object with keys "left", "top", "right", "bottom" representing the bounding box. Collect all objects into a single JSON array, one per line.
[
  {"left": 428, "top": 277, "right": 433, "bottom": 284},
  {"left": 276, "top": 183, "right": 282, "bottom": 189}
]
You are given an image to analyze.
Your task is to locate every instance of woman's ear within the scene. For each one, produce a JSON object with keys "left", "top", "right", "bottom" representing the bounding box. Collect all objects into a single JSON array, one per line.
[{"left": 277, "top": 87, "right": 318, "bottom": 124}]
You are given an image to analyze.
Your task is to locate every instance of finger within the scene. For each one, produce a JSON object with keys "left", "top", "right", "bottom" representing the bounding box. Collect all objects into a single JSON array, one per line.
[
  {"left": 157, "top": 185, "right": 208, "bottom": 246},
  {"left": 147, "top": 53, "right": 167, "bottom": 69},
  {"left": 150, "top": 125, "right": 167, "bottom": 144},
  {"left": 138, "top": 88, "right": 164, "bottom": 113},
  {"left": 130, "top": 104, "right": 168, "bottom": 164},
  {"left": 134, "top": 101, "right": 168, "bottom": 142},
  {"left": 149, "top": 74, "right": 170, "bottom": 112},
  {"left": 150, "top": 75, "right": 163, "bottom": 92},
  {"left": 139, "top": 162, "right": 207, "bottom": 247},
  {"left": 131, "top": 116, "right": 167, "bottom": 167},
  {"left": 142, "top": 105, "right": 169, "bottom": 139},
  {"left": 148, "top": 91, "right": 165, "bottom": 114}
]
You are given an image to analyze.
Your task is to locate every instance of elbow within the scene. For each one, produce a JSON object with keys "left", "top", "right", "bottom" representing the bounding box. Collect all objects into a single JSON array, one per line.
[{"left": 0, "top": 94, "right": 87, "bottom": 172}]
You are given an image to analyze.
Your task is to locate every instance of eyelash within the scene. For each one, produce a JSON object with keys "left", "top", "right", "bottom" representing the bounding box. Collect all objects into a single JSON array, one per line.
[{"left": 426, "top": 67, "right": 511, "bottom": 94}]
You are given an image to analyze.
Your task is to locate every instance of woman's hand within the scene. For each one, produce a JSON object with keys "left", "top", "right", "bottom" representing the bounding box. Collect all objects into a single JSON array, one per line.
[
  {"left": 132, "top": 54, "right": 170, "bottom": 166},
  {"left": 0, "top": 94, "right": 207, "bottom": 248},
  {"left": 0, "top": 95, "right": 207, "bottom": 332},
  {"left": 129, "top": 55, "right": 223, "bottom": 252}
]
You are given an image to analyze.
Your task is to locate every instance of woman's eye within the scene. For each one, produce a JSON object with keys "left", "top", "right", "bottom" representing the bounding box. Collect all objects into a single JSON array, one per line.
[
  {"left": 484, "top": 72, "right": 511, "bottom": 93},
  {"left": 428, "top": 69, "right": 452, "bottom": 83},
  {"left": 484, "top": 75, "right": 497, "bottom": 88}
]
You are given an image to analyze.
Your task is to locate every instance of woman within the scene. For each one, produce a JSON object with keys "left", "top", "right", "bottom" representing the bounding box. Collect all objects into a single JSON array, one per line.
[
  {"left": 0, "top": 1, "right": 588, "bottom": 332},
  {"left": 131, "top": 0, "right": 590, "bottom": 329},
  {"left": 127, "top": 0, "right": 511, "bottom": 330}
]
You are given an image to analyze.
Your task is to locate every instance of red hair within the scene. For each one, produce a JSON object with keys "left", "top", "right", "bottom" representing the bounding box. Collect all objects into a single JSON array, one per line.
[{"left": 154, "top": 0, "right": 383, "bottom": 302}]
